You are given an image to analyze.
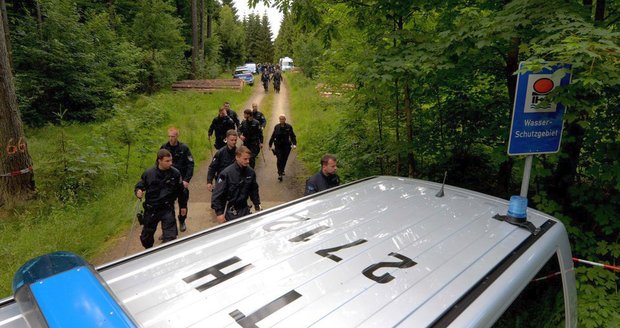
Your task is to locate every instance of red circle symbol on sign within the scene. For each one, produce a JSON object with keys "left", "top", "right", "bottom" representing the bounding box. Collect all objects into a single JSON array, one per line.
[{"left": 533, "top": 78, "right": 554, "bottom": 94}]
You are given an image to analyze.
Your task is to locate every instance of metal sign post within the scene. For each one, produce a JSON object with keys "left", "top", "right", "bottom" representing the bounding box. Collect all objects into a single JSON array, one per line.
[
  {"left": 508, "top": 62, "right": 572, "bottom": 197},
  {"left": 520, "top": 155, "right": 533, "bottom": 197}
]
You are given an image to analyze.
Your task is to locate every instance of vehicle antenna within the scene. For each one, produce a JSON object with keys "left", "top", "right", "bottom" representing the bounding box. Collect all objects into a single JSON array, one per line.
[{"left": 436, "top": 171, "right": 447, "bottom": 197}]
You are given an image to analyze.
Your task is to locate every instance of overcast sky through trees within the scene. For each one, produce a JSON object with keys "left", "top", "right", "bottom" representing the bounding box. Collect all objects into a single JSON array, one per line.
[{"left": 232, "top": 0, "right": 283, "bottom": 39}]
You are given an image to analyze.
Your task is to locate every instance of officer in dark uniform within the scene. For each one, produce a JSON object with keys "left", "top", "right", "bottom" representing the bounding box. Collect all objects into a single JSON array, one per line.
[
  {"left": 160, "top": 127, "right": 194, "bottom": 232},
  {"left": 208, "top": 107, "right": 236, "bottom": 149},
  {"left": 135, "top": 149, "right": 185, "bottom": 248},
  {"left": 268, "top": 114, "right": 297, "bottom": 181},
  {"left": 251, "top": 103, "right": 267, "bottom": 130},
  {"left": 207, "top": 129, "right": 238, "bottom": 192},
  {"left": 211, "top": 146, "right": 261, "bottom": 223},
  {"left": 272, "top": 67, "right": 282, "bottom": 93},
  {"left": 304, "top": 154, "right": 340, "bottom": 195},
  {"left": 261, "top": 71, "right": 270, "bottom": 93},
  {"left": 239, "top": 109, "right": 263, "bottom": 169},
  {"left": 223, "top": 102, "right": 240, "bottom": 130}
]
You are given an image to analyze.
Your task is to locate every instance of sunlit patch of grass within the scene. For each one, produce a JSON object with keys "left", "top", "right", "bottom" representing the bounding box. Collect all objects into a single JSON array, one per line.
[{"left": 285, "top": 73, "right": 347, "bottom": 174}]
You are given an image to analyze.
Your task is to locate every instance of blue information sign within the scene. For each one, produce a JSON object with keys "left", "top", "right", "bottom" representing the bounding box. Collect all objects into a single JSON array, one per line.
[{"left": 508, "top": 62, "right": 572, "bottom": 155}]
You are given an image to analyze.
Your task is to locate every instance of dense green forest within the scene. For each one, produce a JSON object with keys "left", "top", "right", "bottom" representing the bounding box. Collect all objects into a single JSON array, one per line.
[{"left": 0, "top": 0, "right": 619, "bottom": 326}]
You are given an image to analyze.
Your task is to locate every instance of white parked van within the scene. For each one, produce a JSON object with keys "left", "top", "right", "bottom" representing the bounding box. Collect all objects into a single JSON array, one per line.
[
  {"left": 244, "top": 63, "right": 257, "bottom": 74},
  {"left": 0, "top": 176, "right": 577, "bottom": 327},
  {"left": 279, "top": 57, "right": 294, "bottom": 71}
]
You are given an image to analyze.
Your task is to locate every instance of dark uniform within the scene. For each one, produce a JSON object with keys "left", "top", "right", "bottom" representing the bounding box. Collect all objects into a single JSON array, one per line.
[
  {"left": 227, "top": 109, "right": 240, "bottom": 130},
  {"left": 261, "top": 72, "right": 270, "bottom": 92},
  {"left": 304, "top": 171, "right": 340, "bottom": 196},
  {"left": 252, "top": 110, "right": 267, "bottom": 130},
  {"left": 207, "top": 146, "right": 237, "bottom": 185},
  {"left": 135, "top": 166, "right": 185, "bottom": 248},
  {"left": 208, "top": 115, "right": 236, "bottom": 149},
  {"left": 272, "top": 70, "right": 282, "bottom": 93},
  {"left": 211, "top": 162, "right": 260, "bottom": 222},
  {"left": 268, "top": 123, "right": 297, "bottom": 177},
  {"left": 160, "top": 141, "right": 194, "bottom": 226},
  {"left": 239, "top": 118, "right": 263, "bottom": 169}
]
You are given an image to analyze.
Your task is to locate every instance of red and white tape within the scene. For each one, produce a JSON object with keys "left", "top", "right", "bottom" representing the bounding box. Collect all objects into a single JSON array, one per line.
[
  {"left": 573, "top": 257, "right": 620, "bottom": 272},
  {"left": 0, "top": 166, "right": 33, "bottom": 177},
  {"left": 532, "top": 257, "right": 619, "bottom": 282}
]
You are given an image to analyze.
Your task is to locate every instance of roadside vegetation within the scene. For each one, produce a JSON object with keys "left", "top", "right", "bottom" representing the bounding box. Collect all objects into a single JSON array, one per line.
[{"left": 0, "top": 88, "right": 251, "bottom": 297}]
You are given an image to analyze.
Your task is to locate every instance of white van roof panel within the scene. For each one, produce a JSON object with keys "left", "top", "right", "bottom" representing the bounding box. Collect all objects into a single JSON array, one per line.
[{"left": 0, "top": 176, "right": 568, "bottom": 327}]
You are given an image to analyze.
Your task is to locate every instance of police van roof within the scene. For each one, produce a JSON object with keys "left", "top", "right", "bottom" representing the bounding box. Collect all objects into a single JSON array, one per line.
[{"left": 0, "top": 176, "right": 570, "bottom": 327}]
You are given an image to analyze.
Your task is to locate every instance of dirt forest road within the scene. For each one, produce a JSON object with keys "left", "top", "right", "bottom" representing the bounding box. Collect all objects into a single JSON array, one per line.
[{"left": 93, "top": 80, "right": 307, "bottom": 265}]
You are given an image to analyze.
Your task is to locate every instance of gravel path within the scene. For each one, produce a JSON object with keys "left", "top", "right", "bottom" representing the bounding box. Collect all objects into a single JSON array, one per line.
[{"left": 93, "top": 80, "right": 307, "bottom": 265}]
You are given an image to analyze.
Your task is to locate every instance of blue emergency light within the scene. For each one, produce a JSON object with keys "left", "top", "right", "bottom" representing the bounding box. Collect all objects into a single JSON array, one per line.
[{"left": 12, "top": 251, "right": 137, "bottom": 328}]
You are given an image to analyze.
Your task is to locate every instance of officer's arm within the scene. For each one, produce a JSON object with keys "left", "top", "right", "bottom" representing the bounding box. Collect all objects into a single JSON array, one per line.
[
  {"left": 206, "top": 154, "right": 219, "bottom": 184},
  {"left": 208, "top": 119, "right": 215, "bottom": 137},
  {"left": 135, "top": 172, "right": 147, "bottom": 198},
  {"left": 184, "top": 146, "right": 195, "bottom": 182},
  {"left": 290, "top": 125, "right": 297, "bottom": 146},
  {"left": 177, "top": 175, "right": 188, "bottom": 208},
  {"left": 250, "top": 174, "right": 260, "bottom": 210},
  {"left": 304, "top": 178, "right": 317, "bottom": 196},
  {"left": 211, "top": 174, "right": 228, "bottom": 215},
  {"left": 268, "top": 127, "right": 276, "bottom": 148}
]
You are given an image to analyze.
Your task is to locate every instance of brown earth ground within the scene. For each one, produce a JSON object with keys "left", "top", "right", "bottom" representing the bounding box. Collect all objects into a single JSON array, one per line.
[{"left": 93, "top": 80, "right": 307, "bottom": 265}]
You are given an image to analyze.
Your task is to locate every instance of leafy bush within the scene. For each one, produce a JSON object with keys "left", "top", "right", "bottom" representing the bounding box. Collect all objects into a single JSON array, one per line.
[{"left": 12, "top": 0, "right": 142, "bottom": 126}]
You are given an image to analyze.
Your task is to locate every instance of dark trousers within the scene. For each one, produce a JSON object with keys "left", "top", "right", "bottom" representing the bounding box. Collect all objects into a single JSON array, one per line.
[
  {"left": 140, "top": 206, "right": 177, "bottom": 248},
  {"left": 248, "top": 144, "right": 260, "bottom": 169},
  {"left": 275, "top": 146, "right": 292, "bottom": 175},
  {"left": 225, "top": 204, "right": 251, "bottom": 222}
]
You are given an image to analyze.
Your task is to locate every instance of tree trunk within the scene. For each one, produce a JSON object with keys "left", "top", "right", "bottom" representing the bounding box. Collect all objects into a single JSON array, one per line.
[
  {"left": 199, "top": 0, "right": 204, "bottom": 63},
  {"left": 393, "top": 18, "right": 401, "bottom": 176},
  {"left": 0, "top": 12, "right": 35, "bottom": 206},
  {"left": 394, "top": 78, "right": 401, "bottom": 176},
  {"left": 551, "top": 121, "right": 585, "bottom": 206},
  {"left": 206, "top": 1, "right": 212, "bottom": 39},
  {"left": 0, "top": 0, "right": 10, "bottom": 67},
  {"left": 505, "top": 37, "right": 520, "bottom": 106},
  {"left": 496, "top": 36, "right": 521, "bottom": 196},
  {"left": 36, "top": 0, "right": 42, "bottom": 38},
  {"left": 376, "top": 103, "right": 384, "bottom": 174},
  {"left": 404, "top": 81, "right": 414, "bottom": 178},
  {"left": 190, "top": 0, "right": 198, "bottom": 79},
  {"left": 595, "top": 0, "right": 605, "bottom": 21}
]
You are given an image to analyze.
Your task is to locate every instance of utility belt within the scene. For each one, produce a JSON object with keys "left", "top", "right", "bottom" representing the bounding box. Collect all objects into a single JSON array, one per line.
[
  {"left": 225, "top": 203, "right": 250, "bottom": 221},
  {"left": 144, "top": 202, "right": 173, "bottom": 211}
]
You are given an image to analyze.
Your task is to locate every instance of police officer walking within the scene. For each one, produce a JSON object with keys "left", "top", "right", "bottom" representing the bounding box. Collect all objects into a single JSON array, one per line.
[
  {"left": 223, "top": 102, "right": 240, "bottom": 130},
  {"left": 208, "top": 107, "right": 236, "bottom": 149},
  {"left": 268, "top": 115, "right": 297, "bottom": 181},
  {"left": 251, "top": 103, "right": 267, "bottom": 130},
  {"left": 135, "top": 149, "right": 185, "bottom": 248},
  {"left": 272, "top": 67, "right": 283, "bottom": 93},
  {"left": 207, "top": 130, "right": 238, "bottom": 192},
  {"left": 261, "top": 71, "right": 270, "bottom": 93},
  {"left": 160, "top": 127, "right": 194, "bottom": 232},
  {"left": 211, "top": 146, "right": 261, "bottom": 223},
  {"left": 304, "top": 154, "right": 340, "bottom": 195},
  {"left": 239, "top": 109, "right": 263, "bottom": 169}
]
